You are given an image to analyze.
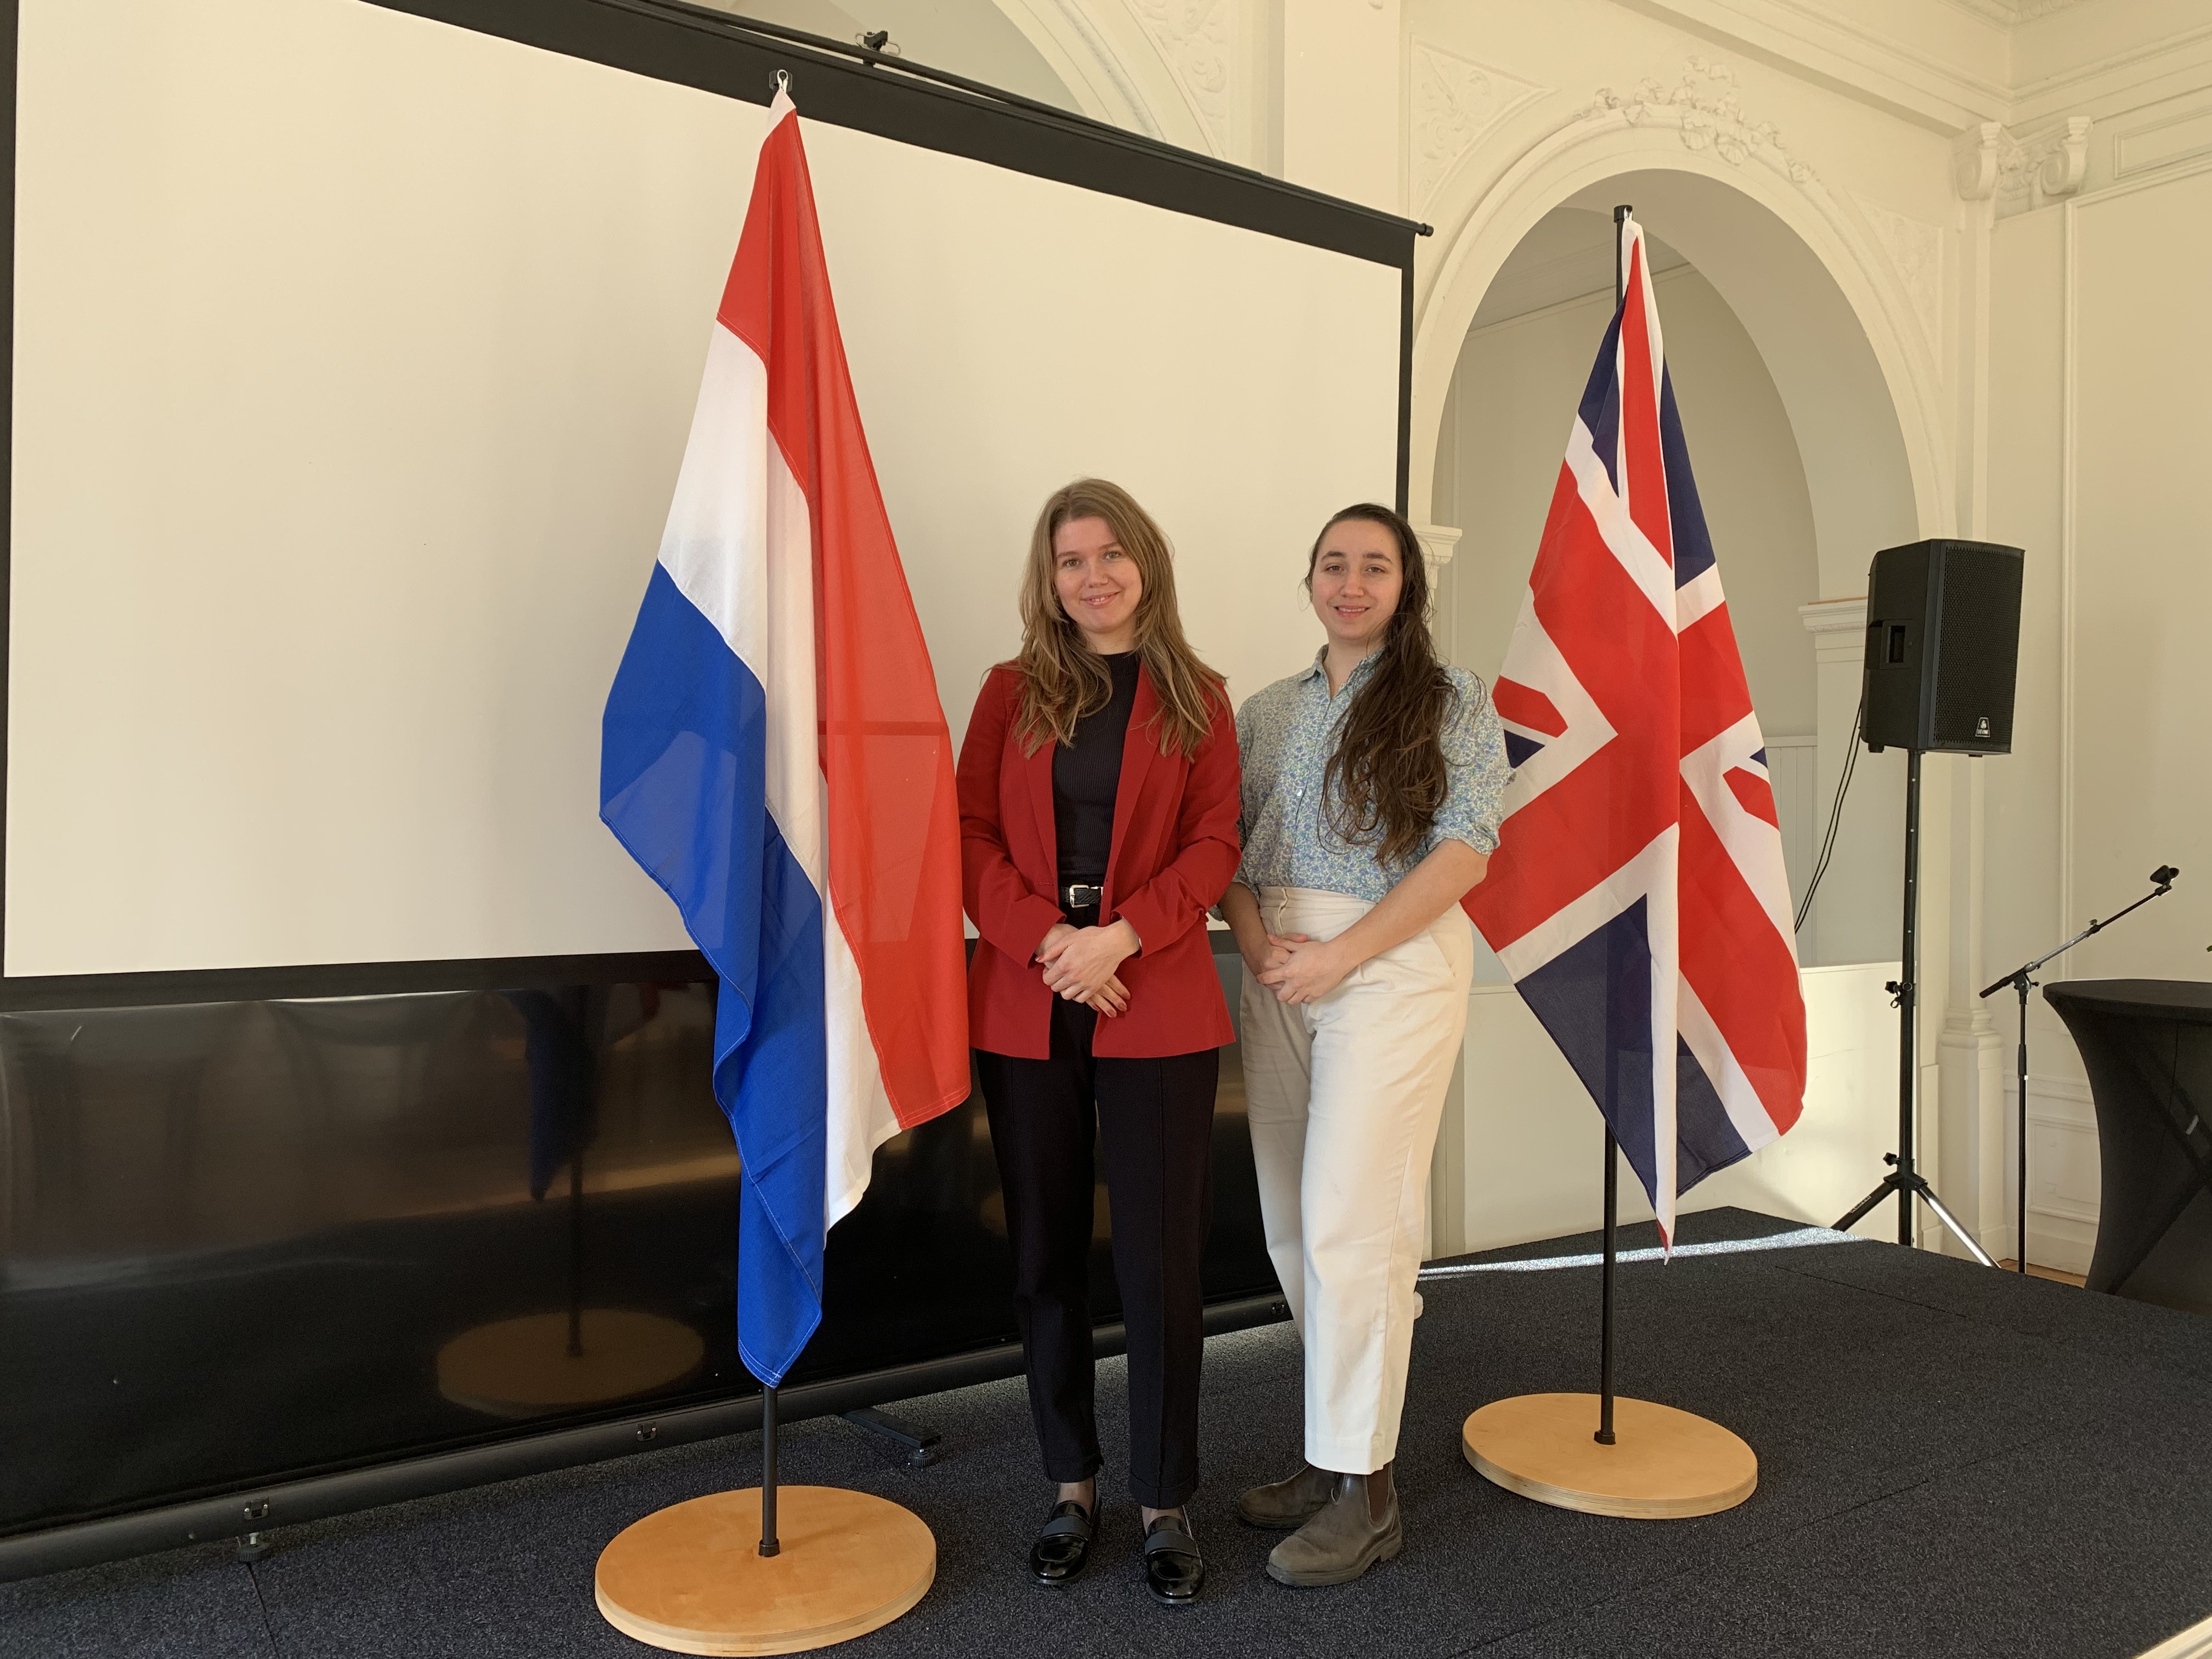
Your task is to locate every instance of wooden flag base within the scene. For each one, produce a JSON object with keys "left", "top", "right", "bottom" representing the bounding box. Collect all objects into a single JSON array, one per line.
[
  {"left": 1463, "top": 1393, "right": 1757, "bottom": 1519},
  {"left": 435, "top": 1309, "right": 703, "bottom": 1418},
  {"left": 596, "top": 1486, "right": 934, "bottom": 1656}
]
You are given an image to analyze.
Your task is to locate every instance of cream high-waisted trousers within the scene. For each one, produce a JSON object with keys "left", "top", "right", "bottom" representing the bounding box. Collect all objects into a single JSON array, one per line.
[{"left": 1240, "top": 886, "right": 1474, "bottom": 1475}]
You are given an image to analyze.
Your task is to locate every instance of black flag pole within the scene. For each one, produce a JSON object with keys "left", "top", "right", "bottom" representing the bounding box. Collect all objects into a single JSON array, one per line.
[
  {"left": 759, "top": 1382, "right": 781, "bottom": 1556},
  {"left": 1592, "top": 202, "right": 1632, "bottom": 1451},
  {"left": 1597, "top": 1132, "right": 1618, "bottom": 1446}
]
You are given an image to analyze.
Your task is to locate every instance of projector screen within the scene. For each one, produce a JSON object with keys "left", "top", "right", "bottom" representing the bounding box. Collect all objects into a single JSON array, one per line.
[{"left": 8, "top": 0, "right": 1405, "bottom": 980}]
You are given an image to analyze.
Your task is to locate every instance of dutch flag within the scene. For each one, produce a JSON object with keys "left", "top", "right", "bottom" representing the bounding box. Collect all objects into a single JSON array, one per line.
[{"left": 600, "top": 89, "right": 970, "bottom": 1387}]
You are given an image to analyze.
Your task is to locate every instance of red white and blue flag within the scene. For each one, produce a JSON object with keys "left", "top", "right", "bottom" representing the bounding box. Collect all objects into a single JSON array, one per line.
[
  {"left": 600, "top": 89, "right": 969, "bottom": 1385},
  {"left": 1464, "top": 214, "right": 1805, "bottom": 1244}
]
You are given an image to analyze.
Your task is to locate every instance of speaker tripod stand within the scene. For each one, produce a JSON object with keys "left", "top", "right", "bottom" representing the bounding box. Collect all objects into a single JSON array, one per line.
[{"left": 1833, "top": 749, "right": 1996, "bottom": 1262}]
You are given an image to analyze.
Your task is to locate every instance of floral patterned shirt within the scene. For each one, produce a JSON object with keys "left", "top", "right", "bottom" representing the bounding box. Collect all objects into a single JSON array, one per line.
[{"left": 1233, "top": 647, "right": 1508, "bottom": 902}]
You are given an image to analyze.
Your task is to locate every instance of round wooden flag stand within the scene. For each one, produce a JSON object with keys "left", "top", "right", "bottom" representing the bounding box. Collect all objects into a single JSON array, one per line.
[
  {"left": 1460, "top": 1127, "right": 1758, "bottom": 1522},
  {"left": 1462, "top": 1393, "right": 1756, "bottom": 1519},
  {"left": 594, "top": 1389, "right": 936, "bottom": 1656}
]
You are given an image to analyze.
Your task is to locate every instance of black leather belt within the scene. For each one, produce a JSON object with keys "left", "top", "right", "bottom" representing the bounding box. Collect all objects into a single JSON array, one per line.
[{"left": 1061, "top": 881, "right": 1104, "bottom": 911}]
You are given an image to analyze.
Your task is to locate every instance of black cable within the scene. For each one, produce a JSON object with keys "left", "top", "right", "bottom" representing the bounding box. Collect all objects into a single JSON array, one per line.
[{"left": 1792, "top": 689, "right": 1863, "bottom": 934}]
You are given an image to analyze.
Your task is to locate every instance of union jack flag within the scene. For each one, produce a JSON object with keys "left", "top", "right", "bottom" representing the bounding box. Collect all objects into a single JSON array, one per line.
[{"left": 1463, "top": 214, "right": 1807, "bottom": 1244}]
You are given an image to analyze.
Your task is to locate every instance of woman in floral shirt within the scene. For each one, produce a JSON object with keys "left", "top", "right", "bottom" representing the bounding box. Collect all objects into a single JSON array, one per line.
[{"left": 1218, "top": 503, "right": 1507, "bottom": 1587}]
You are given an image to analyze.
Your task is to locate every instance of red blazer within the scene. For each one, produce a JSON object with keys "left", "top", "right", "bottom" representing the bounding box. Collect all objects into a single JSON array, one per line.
[{"left": 957, "top": 662, "right": 1240, "bottom": 1059}]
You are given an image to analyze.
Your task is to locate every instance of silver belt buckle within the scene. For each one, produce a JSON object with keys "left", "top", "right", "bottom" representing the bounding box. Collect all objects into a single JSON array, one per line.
[{"left": 1063, "top": 882, "right": 1104, "bottom": 910}]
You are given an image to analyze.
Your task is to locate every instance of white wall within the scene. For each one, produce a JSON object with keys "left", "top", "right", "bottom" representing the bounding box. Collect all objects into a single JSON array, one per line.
[{"left": 1983, "top": 157, "right": 2212, "bottom": 1273}]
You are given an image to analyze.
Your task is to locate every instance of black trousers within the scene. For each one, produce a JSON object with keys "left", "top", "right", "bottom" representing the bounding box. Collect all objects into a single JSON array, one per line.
[{"left": 977, "top": 994, "right": 1218, "bottom": 1509}]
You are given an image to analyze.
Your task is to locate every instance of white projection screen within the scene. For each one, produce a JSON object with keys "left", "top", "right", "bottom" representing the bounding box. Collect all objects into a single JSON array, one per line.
[{"left": 7, "top": 0, "right": 1405, "bottom": 980}]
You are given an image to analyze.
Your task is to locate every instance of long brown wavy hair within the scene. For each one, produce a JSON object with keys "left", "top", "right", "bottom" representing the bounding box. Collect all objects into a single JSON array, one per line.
[
  {"left": 1013, "top": 479, "right": 1224, "bottom": 759},
  {"left": 1308, "top": 504, "right": 1457, "bottom": 866}
]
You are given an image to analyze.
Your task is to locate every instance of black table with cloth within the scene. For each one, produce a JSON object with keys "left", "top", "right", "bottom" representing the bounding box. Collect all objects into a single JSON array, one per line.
[{"left": 2045, "top": 978, "right": 2212, "bottom": 1313}]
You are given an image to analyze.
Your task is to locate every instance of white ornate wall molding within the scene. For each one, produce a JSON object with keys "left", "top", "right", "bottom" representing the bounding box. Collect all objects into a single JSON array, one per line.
[
  {"left": 2035, "top": 115, "right": 2094, "bottom": 198},
  {"left": 1409, "top": 41, "right": 1547, "bottom": 217},
  {"left": 1940, "top": 0, "right": 2089, "bottom": 22},
  {"left": 1627, "top": 0, "right": 2006, "bottom": 129},
  {"left": 1799, "top": 598, "right": 1869, "bottom": 667},
  {"left": 1852, "top": 195, "right": 1945, "bottom": 362},
  {"left": 1413, "top": 522, "right": 1463, "bottom": 572},
  {"left": 1576, "top": 58, "right": 1814, "bottom": 185},
  {"left": 2113, "top": 101, "right": 2212, "bottom": 180},
  {"left": 993, "top": 0, "right": 1165, "bottom": 139},
  {"left": 1996, "top": 115, "right": 2093, "bottom": 216},
  {"left": 1127, "top": 0, "right": 1235, "bottom": 157},
  {"left": 1953, "top": 121, "right": 2008, "bottom": 201},
  {"left": 1406, "top": 57, "right": 1953, "bottom": 551},
  {"left": 1944, "top": 115, "right": 2091, "bottom": 218}
]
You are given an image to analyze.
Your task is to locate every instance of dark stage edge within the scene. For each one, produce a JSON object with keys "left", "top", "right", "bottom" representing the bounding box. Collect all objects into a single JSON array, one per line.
[{"left": 7, "top": 1207, "right": 2210, "bottom": 1659}]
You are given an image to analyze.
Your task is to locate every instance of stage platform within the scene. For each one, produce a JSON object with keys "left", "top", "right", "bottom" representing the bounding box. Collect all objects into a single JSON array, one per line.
[{"left": 7, "top": 1208, "right": 2209, "bottom": 1658}]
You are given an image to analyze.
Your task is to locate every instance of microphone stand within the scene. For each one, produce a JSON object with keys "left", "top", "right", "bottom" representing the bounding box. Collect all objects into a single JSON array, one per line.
[{"left": 1979, "top": 864, "right": 2179, "bottom": 1274}]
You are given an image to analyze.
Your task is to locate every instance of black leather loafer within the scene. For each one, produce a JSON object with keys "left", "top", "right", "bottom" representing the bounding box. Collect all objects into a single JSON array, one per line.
[
  {"left": 1142, "top": 1513, "right": 1204, "bottom": 1606},
  {"left": 1029, "top": 1499, "right": 1096, "bottom": 1585}
]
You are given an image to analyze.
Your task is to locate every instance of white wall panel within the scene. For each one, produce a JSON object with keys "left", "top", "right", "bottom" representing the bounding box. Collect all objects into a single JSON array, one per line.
[{"left": 2067, "top": 170, "right": 2212, "bottom": 985}]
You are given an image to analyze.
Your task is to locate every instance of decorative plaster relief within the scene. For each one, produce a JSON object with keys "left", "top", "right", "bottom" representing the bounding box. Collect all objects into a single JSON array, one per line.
[
  {"left": 1577, "top": 58, "right": 1813, "bottom": 185},
  {"left": 1953, "top": 121, "right": 2006, "bottom": 200},
  {"left": 1130, "top": 0, "right": 1234, "bottom": 155},
  {"left": 1037, "top": 0, "right": 1164, "bottom": 138},
  {"left": 1411, "top": 43, "right": 1548, "bottom": 215},
  {"left": 1996, "top": 116, "right": 2092, "bottom": 213},
  {"left": 2036, "top": 116, "right": 2092, "bottom": 198},
  {"left": 1853, "top": 196, "right": 1944, "bottom": 359}
]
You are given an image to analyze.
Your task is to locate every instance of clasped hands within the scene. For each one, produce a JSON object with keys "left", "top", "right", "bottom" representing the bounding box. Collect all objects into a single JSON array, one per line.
[
  {"left": 1243, "top": 930, "right": 1354, "bottom": 1006},
  {"left": 1036, "top": 918, "right": 1141, "bottom": 1017}
]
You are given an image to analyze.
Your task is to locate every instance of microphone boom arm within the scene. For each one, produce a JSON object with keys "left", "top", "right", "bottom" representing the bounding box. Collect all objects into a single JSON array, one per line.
[{"left": 1980, "top": 867, "right": 2177, "bottom": 1000}]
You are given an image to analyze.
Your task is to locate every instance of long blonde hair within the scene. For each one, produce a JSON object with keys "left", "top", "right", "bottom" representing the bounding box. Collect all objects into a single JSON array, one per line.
[{"left": 1013, "top": 479, "right": 1224, "bottom": 759}]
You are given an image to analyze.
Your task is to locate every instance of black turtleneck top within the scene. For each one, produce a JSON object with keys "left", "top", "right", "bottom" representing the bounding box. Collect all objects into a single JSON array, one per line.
[{"left": 1051, "top": 652, "right": 1140, "bottom": 888}]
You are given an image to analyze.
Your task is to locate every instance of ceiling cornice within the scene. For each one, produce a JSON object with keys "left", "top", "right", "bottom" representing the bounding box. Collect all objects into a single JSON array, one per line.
[
  {"left": 1938, "top": 0, "right": 2090, "bottom": 23},
  {"left": 1615, "top": 0, "right": 2011, "bottom": 131},
  {"left": 1618, "top": 0, "right": 2212, "bottom": 140}
]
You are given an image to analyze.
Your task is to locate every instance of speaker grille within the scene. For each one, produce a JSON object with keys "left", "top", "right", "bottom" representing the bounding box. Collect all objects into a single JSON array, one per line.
[{"left": 1929, "top": 543, "right": 2023, "bottom": 751}]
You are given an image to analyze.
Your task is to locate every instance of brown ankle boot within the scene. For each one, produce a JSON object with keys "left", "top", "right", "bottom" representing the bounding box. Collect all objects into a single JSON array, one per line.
[
  {"left": 1237, "top": 1462, "right": 1336, "bottom": 1529},
  {"left": 1265, "top": 1464, "right": 1401, "bottom": 1587}
]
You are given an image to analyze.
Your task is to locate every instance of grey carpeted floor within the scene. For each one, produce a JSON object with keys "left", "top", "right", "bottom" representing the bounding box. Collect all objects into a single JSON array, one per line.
[{"left": 7, "top": 1207, "right": 2210, "bottom": 1659}]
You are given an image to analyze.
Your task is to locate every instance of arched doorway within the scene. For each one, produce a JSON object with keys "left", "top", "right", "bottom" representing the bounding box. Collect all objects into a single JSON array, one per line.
[
  {"left": 1414, "top": 141, "right": 1945, "bottom": 968},
  {"left": 1431, "top": 201, "right": 1826, "bottom": 938}
]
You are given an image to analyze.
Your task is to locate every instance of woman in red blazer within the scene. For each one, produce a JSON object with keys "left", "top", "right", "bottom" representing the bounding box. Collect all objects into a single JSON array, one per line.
[{"left": 958, "top": 478, "right": 1239, "bottom": 1608}]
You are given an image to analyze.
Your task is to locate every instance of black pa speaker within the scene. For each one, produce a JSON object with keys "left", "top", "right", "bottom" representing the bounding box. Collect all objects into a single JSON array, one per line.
[{"left": 1862, "top": 538, "right": 2023, "bottom": 756}]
